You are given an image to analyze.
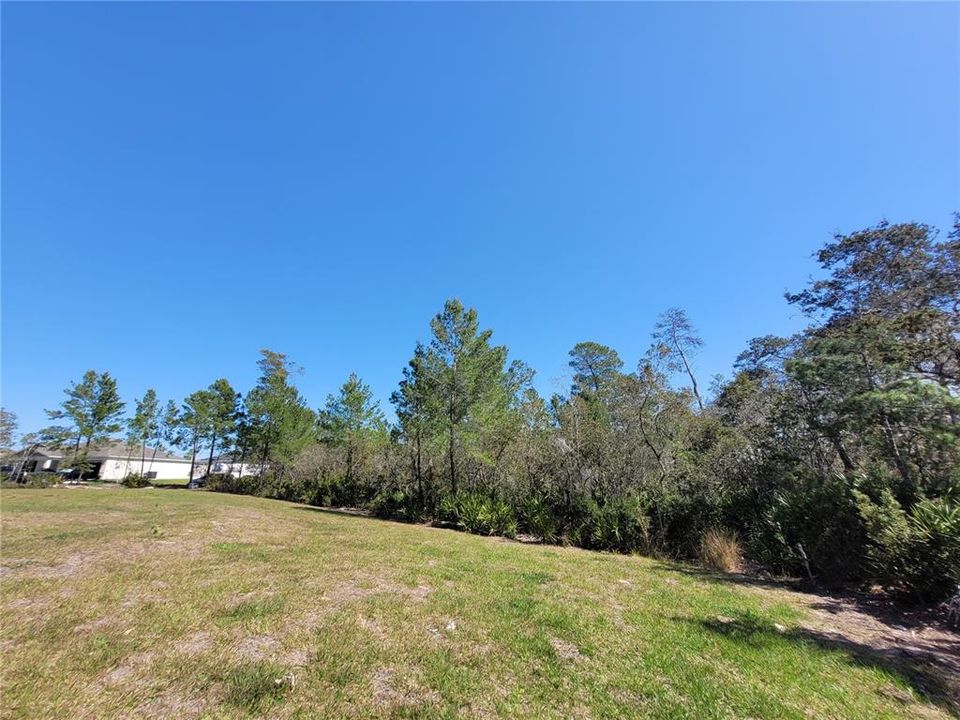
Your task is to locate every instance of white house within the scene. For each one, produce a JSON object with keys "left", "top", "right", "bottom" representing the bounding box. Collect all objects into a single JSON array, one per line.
[
  {"left": 17, "top": 441, "right": 194, "bottom": 481},
  {"left": 210, "top": 454, "right": 261, "bottom": 478}
]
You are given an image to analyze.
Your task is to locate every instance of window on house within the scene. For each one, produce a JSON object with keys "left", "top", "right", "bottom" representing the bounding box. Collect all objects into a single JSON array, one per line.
[{"left": 145, "top": 471, "right": 158, "bottom": 480}]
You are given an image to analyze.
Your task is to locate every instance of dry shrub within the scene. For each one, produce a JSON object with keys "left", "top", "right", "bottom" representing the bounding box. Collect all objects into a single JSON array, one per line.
[{"left": 700, "top": 529, "right": 742, "bottom": 573}]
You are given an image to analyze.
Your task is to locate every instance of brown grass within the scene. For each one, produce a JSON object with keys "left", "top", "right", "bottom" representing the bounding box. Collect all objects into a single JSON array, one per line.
[{"left": 700, "top": 528, "right": 742, "bottom": 573}]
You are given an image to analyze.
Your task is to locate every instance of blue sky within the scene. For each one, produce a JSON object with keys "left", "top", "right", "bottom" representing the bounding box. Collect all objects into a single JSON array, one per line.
[{"left": 2, "top": 2, "right": 957, "bottom": 434}]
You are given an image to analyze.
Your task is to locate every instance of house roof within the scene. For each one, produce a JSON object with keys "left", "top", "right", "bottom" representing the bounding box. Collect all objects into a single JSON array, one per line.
[
  {"left": 215, "top": 454, "right": 247, "bottom": 463},
  {"left": 28, "top": 441, "right": 191, "bottom": 463}
]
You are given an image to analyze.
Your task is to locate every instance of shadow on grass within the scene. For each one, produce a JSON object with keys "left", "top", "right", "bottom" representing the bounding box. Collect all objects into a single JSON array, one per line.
[
  {"left": 653, "top": 560, "right": 808, "bottom": 593},
  {"left": 659, "top": 561, "right": 956, "bottom": 634},
  {"left": 685, "top": 609, "right": 959, "bottom": 716},
  {"left": 290, "top": 504, "right": 550, "bottom": 545},
  {"left": 291, "top": 505, "right": 372, "bottom": 518}
]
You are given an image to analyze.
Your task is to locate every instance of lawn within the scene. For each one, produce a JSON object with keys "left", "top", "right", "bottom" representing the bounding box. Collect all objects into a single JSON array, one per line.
[
  {"left": 0, "top": 488, "right": 954, "bottom": 720},
  {"left": 150, "top": 478, "right": 191, "bottom": 487}
]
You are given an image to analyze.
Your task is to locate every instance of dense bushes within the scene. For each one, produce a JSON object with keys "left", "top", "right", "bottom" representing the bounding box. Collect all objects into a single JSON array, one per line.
[
  {"left": 369, "top": 488, "right": 422, "bottom": 523},
  {"left": 121, "top": 474, "right": 151, "bottom": 488},
  {"left": 198, "top": 218, "right": 959, "bottom": 603},
  {"left": 439, "top": 493, "right": 517, "bottom": 538},
  {"left": 205, "top": 473, "right": 263, "bottom": 496},
  {"left": 747, "top": 472, "right": 871, "bottom": 584},
  {"left": 860, "top": 490, "right": 960, "bottom": 601},
  {"left": 2, "top": 472, "right": 59, "bottom": 488}
]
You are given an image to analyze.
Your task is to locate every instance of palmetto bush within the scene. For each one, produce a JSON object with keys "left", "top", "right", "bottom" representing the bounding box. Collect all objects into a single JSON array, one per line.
[
  {"left": 860, "top": 487, "right": 960, "bottom": 601},
  {"left": 520, "top": 495, "right": 556, "bottom": 542},
  {"left": 456, "top": 492, "right": 491, "bottom": 535},
  {"left": 577, "top": 496, "right": 651, "bottom": 554}
]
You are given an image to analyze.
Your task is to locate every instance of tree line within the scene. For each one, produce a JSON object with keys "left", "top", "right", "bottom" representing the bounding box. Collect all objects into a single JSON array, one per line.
[{"left": 5, "top": 217, "right": 958, "bottom": 601}]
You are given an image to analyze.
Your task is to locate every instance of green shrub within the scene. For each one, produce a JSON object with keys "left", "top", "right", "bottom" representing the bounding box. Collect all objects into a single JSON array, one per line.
[
  {"left": 437, "top": 493, "right": 517, "bottom": 537},
  {"left": 438, "top": 494, "right": 460, "bottom": 524},
  {"left": 121, "top": 474, "right": 151, "bottom": 488},
  {"left": 485, "top": 499, "right": 517, "bottom": 538},
  {"left": 207, "top": 473, "right": 262, "bottom": 496},
  {"left": 520, "top": 495, "right": 556, "bottom": 542},
  {"left": 860, "top": 489, "right": 960, "bottom": 601},
  {"left": 581, "top": 497, "right": 651, "bottom": 553},
  {"left": 748, "top": 472, "right": 869, "bottom": 584},
  {"left": 369, "top": 488, "right": 422, "bottom": 522},
  {"left": 3, "top": 472, "right": 59, "bottom": 488},
  {"left": 456, "top": 493, "right": 490, "bottom": 534}
]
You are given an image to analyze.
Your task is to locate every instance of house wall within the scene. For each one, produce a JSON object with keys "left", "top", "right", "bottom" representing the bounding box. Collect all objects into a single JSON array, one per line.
[
  {"left": 19, "top": 456, "right": 61, "bottom": 472},
  {"left": 212, "top": 461, "right": 259, "bottom": 478},
  {"left": 99, "top": 458, "right": 192, "bottom": 481}
]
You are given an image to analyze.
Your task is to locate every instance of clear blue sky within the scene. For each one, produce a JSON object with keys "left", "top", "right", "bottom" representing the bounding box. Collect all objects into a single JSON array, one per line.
[{"left": 2, "top": 2, "right": 957, "bottom": 435}]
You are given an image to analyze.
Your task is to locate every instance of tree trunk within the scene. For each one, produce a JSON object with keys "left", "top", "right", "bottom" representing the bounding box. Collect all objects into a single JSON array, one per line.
[
  {"left": 345, "top": 443, "right": 354, "bottom": 485},
  {"left": 258, "top": 441, "right": 269, "bottom": 481},
  {"left": 828, "top": 433, "right": 856, "bottom": 472},
  {"left": 206, "top": 435, "right": 217, "bottom": 477},
  {"left": 880, "top": 413, "right": 913, "bottom": 495},
  {"left": 675, "top": 343, "right": 704, "bottom": 411},
  {"left": 448, "top": 424, "right": 457, "bottom": 495},
  {"left": 637, "top": 392, "right": 669, "bottom": 481},
  {"left": 148, "top": 445, "right": 159, "bottom": 475},
  {"left": 188, "top": 435, "right": 199, "bottom": 483}
]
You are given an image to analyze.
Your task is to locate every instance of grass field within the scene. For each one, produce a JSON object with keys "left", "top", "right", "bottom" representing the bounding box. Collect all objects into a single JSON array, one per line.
[{"left": 1, "top": 488, "right": 955, "bottom": 719}]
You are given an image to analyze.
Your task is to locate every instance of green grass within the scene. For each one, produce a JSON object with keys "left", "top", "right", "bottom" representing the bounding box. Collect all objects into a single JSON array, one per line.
[
  {"left": 0, "top": 488, "right": 953, "bottom": 719},
  {"left": 149, "top": 477, "right": 191, "bottom": 487}
]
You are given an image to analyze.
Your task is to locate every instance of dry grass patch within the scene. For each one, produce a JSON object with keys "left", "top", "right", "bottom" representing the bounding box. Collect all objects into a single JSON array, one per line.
[{"left": 700, "top": 528, "right": 743, "bottom": 573}]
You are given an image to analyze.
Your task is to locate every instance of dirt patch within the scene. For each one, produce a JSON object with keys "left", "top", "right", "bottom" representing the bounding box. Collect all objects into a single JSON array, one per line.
[
  {"left": 174, "top": 631, "right": 213, "bottom": 657},
  {"left": 0, "top": 558, "right": 37, "bottom": 574},
  {"left": 358, "top": 614, "right": 387, "bottom": 640},
  {"left": 31, "top": 554, "right": 90, "bottom": 579},
  {"left": 319, "top": 577, "right": 432, "bottom": 609},
  {"left": 372, "top": 667, "right": 395, "bottom": 703},
  {"left": 4, "top": 597, "right": 50, "bottom": 612},
  {"left": 133, "top": 689, "right": 210, "bottom": 720},
  {"left": 12, "top": 537, "right": 201, "bottom": 583},
  {"left": 234, "top": 634, "right": 280, "bottom": 661},
  {"left": 716, "top": 575, "right": 960, "bottom": 712},
  {"left": 281, "top": 648, "right": 313, "bottom": 667},
  {"left": 103, "top": 651, "right": 154, "bottom": 687},
  {"left": 86, "top": 650, "right": 156, "bottom": 696},
  {"left": 371, "top": 666, "right": 440, "bottom": 710},
  {"left": 795, "top": 594, "right": 960, "bottom": 708},
  {"left": 406, "top": 584, "right": 433, "bottom": 600},
  {"left": 425, "top": 619, "right": 459, "bottom": 643},
  {"left": 102, "top": 664, "right": 134, "bottom": 686},
  {"left": 73, "top": 616, "right": 118, "bottom": 634},
  {"left": 549, "top": 637, "right": 583, "bottom": 661}
]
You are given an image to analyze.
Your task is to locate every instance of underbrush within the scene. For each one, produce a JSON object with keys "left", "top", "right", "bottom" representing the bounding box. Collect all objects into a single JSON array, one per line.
[
  {"left": 120, "top": 474, "right": 151, "bottom": 488},
  {"left": 1, "top": 472, "right": 60, "bottom": 488},
  {"left": 204, "top": 467, "right": 960, "bottom": 603}
]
